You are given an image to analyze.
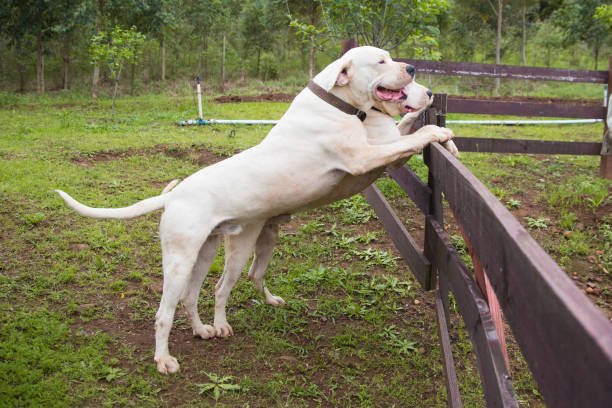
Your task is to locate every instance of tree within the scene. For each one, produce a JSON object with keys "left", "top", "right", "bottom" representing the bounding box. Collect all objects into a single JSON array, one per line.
[
  {"left": 91, "top": 0, "right": 104, "bottom": 98},
  {"left": 240, "top": 0, "right": 284, "bottom": 78},
  {"left": 0, "top": 0, "right": 74, "bottom": 94},
  {"left": 532, "top": 19, "right": 564, "bottom": 67},
  {"left": 289, "top": 18, "right": 329, "bottom": 78},
  {"left": 90, "top": 26, "right": 145, "bottom": 119},
  {"left": 52, "top": 0, "right": 90, "bottom": 90},
  {"left": 319, "top": 0, "right": 449, "bottom": 59},
  {"left": 553, "top": 0, "right": 610, "bottom": 69}
]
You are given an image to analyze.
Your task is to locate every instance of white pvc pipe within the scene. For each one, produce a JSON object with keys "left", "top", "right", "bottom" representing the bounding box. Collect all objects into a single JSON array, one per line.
[{"left": 196, "top": 81, "right": 203, "bottom": 120}]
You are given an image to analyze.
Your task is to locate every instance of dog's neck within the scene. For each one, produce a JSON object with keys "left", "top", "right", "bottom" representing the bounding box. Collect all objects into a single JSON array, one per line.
[
  {"left": 307, "top": 81, "right": 367, "bottom": 121},
  {"left": 328, "top": 85, "right": 372, "bottom": 113}
]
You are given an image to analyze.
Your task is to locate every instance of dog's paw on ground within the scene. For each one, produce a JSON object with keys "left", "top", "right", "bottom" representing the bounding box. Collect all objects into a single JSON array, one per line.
[
  {"left": 193, "top": 324, "right": 216, "bottom": 339},
  {"left": 215, "top": 323, "right": 234, "bottom": 337},
  {"left": 155, "top": 355, "right": 180, "bottom": 374}
]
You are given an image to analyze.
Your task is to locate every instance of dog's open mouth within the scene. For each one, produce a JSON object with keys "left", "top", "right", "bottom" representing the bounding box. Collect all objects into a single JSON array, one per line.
[
  {"left": 403, "top": 105, "right": 417, "bottom": 113},
  {"left": 375, "top": 86, "right": 407, "bottom": 101}
]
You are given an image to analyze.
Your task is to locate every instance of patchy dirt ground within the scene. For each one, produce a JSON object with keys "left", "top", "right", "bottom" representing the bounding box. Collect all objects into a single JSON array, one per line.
[{"left": 214, "top": 93, "right": 296, "bottom": 103}]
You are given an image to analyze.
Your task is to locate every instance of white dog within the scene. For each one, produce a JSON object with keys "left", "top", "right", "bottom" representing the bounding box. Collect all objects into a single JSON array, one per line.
[
  {"left": 244, "top": 79, "right": 459, "bottom": 308},
  {"left": 56, "top": 46, "right": 454, "bottom": 374}
]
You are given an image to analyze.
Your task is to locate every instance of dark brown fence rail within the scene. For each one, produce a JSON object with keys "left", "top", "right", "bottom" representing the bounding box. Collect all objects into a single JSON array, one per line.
[
  {"left": 397, "top": 59, "right": 608, "bottom": 83},
  {"left": 453, "top": 137, "right": 602, "bottom": 155},
  {"left": 446, "top": 98, "right": 605, "bottom": 119}
]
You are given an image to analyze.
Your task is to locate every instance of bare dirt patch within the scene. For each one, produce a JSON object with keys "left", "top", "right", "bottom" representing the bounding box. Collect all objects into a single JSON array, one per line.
[
  {"left": 214, "top": 93, "right": 296, "bottom": 103},
  {"left": 70, "top": 143, "right": 236, "bottom": 167}
]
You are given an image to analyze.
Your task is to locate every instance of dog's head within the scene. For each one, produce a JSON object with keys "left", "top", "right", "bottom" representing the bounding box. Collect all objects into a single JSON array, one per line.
[
  {"left": 374, "top": 79, "right": 434, "bottom": 117},
  {"left": 314, "top": 46, "right": 413, "bottom": 110}
]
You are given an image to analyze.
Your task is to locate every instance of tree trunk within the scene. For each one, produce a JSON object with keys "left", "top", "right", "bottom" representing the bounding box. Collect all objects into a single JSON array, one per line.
[
  {"left": 308, "top": 2, "right": 317, "bottom": 79},
  {"left": 521, "top": 0, "right": 527, "bottom": 66},
  {"left": 286, "top": 29, "right": 291, "bottom": 61},
  {"left": 161, "top": 33, "right": 166, "bottom": 81},
  {"left": 495, "top": 0, "right": 503, "bottom": 94},
  {"left": 197, "top": 40, "right": 203, "bottom": 73},
  {"left": 62, "top": 36, "right": 71, "bottom": 90},
  {"left": 17, "top": 61, "right": 26, "bottom": 93},
  {"left": 111, "top": 65, "right": 122, "bottom": 121},
  {"left": 221, "top": 33, "right": 226, "bottom": 92},
  {"left": 256, "top": 48, "right": 261, "bottom": 78},
  {"left": 36, "top": 31, "right": 44, "bottom": 95},
  {"left": 594, "top": 36, "right": 599, "bottom": 70},
  {"left": 309, "top": 39, "right": 314, "bottom": 79},
  {"left": 92, "top": 0, "right": 104, "bottom": 98},
  {"left": 202, "top": 37, "right": 208, "bottom": 79},
  {"left": 130, "top": 62, "right": 136, "bottom": 95}
]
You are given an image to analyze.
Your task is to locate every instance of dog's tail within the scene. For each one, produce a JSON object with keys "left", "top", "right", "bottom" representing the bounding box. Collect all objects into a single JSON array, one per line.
[{"left": 55, "top": 189, "right": 168, "bottom": 219}]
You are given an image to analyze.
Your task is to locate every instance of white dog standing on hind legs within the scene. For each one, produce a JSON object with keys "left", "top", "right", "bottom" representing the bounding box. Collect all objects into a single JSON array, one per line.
[
  {"left": 244, "top": 77, "right": 459, "bottom": 309},
  {"left": 55, "top": 46, "right": 455, "bottom": 374}
]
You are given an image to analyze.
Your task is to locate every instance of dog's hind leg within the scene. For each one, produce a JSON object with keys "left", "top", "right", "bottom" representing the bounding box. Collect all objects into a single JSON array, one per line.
[
  {"left": 214, "top": 221, "right": 265, "bottom": 337},
  {"left": 181, "top": 234, "right": 220, "bottom": 340},
  {"left": 154, "top": 211, "right": 213, "bottom": 374},
  {"left": 248, "top": 219, "right": 286, "bottom": 306}
]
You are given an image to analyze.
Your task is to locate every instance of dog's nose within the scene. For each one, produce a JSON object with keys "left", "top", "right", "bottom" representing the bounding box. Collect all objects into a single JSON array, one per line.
[
  {"left": 406, "top": 64, "right": 415, "bottom": 78},
  {"left": 426, "top": 90, "right": 433, "bottom": 97}
]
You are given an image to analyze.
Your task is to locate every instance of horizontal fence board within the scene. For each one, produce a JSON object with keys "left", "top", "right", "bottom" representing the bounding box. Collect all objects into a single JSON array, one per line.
[
  {"left": 435, "top": 290, "right": 464, "bottom": 408},
  {"left": 387, "top": 164, "right": 431, "bottom": 214},
  {"left": 453, "top": 137, "right": 603, "bottom": 155},
  {"left": 362, "top": 185, "right": 431, "bottom": 289},
  {"left": 427, "top": 142, "right": 612, "bottom": 407},
  {"left": 426, "top": 217, "right": 517, "bottom": 407},
  {"left": 446, "top": 98, "right": 605, "bottom": 119},
  {"left": 397, "top": 59, "right": 609, "bottom": 83}
]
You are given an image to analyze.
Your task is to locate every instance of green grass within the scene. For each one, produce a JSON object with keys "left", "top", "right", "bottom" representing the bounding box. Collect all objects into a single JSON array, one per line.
[{"left": 1, "top": 89, "right": 610, "bottom": 406}]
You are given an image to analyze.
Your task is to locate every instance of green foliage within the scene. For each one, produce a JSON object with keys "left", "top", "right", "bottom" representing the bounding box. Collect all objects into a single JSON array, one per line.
[
  {"left": 551, "top": 0, "right": 610, "bottom": 68},
  {"left": 0, "top": 308, "right": 114, "bottom": 406},
  {"left": 288, "top": 16, "right": 330, "bottom": 54},
  {"left": 319, "top": 0, "right": 449, "bottom": 57},
  {"left": 90, "top": 26, "right": 145, "bottom": 81},
  {"left": 546, "top": 175, "right": 610, "bottom": 213},
  {"left": 594, "top": 4, "right": 612, "bottom": 31},
  {"left": 525, "top": 216, "right": 549, "bottom": 230},
  {"left": 196, "top": 372, "right": 241, "bottom": 402},
  {"left": 90, "top": 25, "right": 145, "bottom": 118}
]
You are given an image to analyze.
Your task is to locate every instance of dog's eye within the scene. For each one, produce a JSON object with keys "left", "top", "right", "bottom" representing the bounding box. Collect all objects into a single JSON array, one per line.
[{"left": 378, "top": 60, "right": 386, "bottom": 64}]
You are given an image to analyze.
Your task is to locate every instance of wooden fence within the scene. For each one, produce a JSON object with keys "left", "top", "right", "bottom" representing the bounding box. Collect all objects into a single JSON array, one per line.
[
  {"left": 336, "top": 43, "right": 612, "bottom": 404},
  {"left": 397, "top": 57, "right": 612, "bottom": 179},
  {"left": 361, "top": 98, "right": 612, "bottom": 407}
]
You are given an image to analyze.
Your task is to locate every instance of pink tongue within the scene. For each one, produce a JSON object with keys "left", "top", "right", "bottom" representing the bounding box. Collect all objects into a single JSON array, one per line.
[{"left": 376, "top": 88, "right": 400, "bottom": 100}]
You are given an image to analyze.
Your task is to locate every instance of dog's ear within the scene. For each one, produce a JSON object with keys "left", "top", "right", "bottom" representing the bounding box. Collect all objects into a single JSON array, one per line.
[{"left": 316, "top": 57, "right": 353, "bottom": 91}]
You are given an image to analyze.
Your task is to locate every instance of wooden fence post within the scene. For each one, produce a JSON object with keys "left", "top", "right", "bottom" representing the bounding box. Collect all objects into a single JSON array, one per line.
[
  {"left": 424, "top": 95, "right": 462, "bottom": 407},
  {"left": 599, "top": 55, "right": 612, "bottom": 179},
  {"left": 341, "top": 39, "right": 358, "bottom": 56}
]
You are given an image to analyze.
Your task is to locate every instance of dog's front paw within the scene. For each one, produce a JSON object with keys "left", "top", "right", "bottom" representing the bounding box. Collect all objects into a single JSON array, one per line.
[
  {"left": 437, "top": 127, "right": 455, "bottom": 144},
  {"left": 193, "top": 323, "right": 216, "bottom": 339},
  {"left": 155, "top": 355, "right": 180, "bottom": 374},
  {"left": 215, "top": 322, "right": 234, "bottom": 337},
  {"left": 442, "top": 140, "right": 460, "bottom": 158}
]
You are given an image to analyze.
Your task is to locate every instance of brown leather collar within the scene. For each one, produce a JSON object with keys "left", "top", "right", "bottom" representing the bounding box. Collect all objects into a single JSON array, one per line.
[{"left": 307, "top": 80, "right": 367, "bottom": 122}]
